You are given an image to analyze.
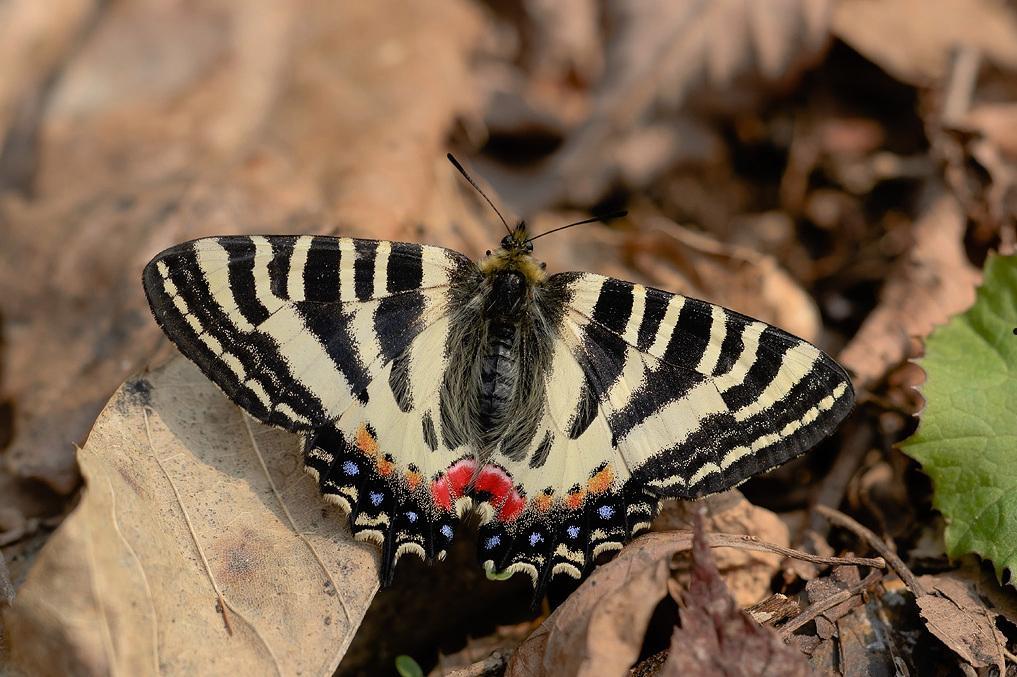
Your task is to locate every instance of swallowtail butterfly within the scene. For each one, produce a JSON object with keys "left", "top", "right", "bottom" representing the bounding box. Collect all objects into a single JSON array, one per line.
[{"left": 142, "top": 155, "right": 854, "bottom": 596}]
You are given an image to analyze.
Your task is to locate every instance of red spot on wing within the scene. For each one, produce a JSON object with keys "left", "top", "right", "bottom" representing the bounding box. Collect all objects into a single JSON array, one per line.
[
  {"left": 430, "top": 460, "right": 526, "bottom": 521},
  {"left": 431, "top": 459, "right": 477, "bottom": 512},
  {"left": 498, "top": 491, "right": 526, "bottom": 522},
  {"left": 475, "top": 465, "right": 525, "bottom": 522}
]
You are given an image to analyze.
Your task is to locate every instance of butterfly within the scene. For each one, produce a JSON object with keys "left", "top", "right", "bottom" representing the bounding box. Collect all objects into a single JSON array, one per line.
[{"left": 142, "top": 154, "right": 854, "bottom": 597}]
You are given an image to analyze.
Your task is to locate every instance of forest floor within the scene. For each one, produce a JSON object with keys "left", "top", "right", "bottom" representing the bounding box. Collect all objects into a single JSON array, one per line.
[{"left": 2, "top": 1, "right": 1017, "bottom": 676}]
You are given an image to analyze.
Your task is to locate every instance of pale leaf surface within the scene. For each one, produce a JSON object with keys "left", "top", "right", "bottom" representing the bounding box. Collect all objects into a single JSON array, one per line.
[{"left": 4, "top": 356, "right": 377, "bottom": 676}]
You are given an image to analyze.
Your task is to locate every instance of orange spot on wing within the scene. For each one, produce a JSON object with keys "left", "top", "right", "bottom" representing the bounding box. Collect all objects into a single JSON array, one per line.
[
  {"left": 534, "top": 493, "right": 553, "bottom": 512},
  {"left": 377, "top": 456, "right": 394, "bottom": 476},
  {"left": 405, "top": 470, "right": 422, "bottom": 490},
  {"left": 566, "top": 489, "right": 586, "bottom": 510},
  {"left": 356, "top": 424, "right": 379, "bottom": 457},
  {"left": 587, "top": 465, "right": 615, "bottom": 494}
]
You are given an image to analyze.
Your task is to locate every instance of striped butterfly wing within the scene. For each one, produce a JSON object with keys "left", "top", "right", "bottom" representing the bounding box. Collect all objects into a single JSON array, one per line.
[
  {"left": 143, "top": 235, "right": 480, "bottom": 577},
  {"left": 478, "top": 272, "right": 854, "bottom": 590}
]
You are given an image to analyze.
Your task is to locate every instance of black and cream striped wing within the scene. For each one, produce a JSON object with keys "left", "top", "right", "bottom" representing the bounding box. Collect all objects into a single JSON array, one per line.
[
  {"left": 476, "top": 272, "right": 853, "bottom": 586},
  {"left": 144, "top": 235, "right": 471, "bottom": 431},
  {"left": 143, "top": 235, "right": 480, "bottom": 576},
  {"left": 560, "top": 273, "right": 853, "bottom": 493}
]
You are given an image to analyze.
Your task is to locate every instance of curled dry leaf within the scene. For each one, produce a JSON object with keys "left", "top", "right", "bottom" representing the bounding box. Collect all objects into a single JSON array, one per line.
[
  {"left": 2, "top": 356, "right": 378, "bottom": 676},
  {"left": 832, "top": 0, "right": 1017, "bottom": 87},
  {"left": 916, "top": 574, "right": 1007, "bottom": 672},
  {"left": 838, "top": 195, "right": 981, "bottom": 388},
  {"left": 428, "top": 619, "right": 533, "bottom": 677},
  {"left": 428, "top": 624, "right": 533, "bottom": 677},
  {"left": 661, "top": 513, "right": 812, "bottom": 677},
  {"left": 506, "top": 531, "right": 685, "bottom": 677},
  {"left": 654, "top": 490, "right": 791, "bottom": 607},
  {"left": 0, "top": 0, "right": 481, "bottom": 496}
]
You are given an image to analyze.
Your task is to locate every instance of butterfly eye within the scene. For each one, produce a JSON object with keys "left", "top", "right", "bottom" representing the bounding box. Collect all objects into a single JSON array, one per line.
[
  {"left": 486, "top": 250, "right": 491, "bottom": 256},
  {"left": 540, "top": 262, "right": 547, "bottom": 270}
]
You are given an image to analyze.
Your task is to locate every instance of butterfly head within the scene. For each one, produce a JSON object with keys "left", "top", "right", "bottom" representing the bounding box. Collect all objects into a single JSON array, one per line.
[{"left": 479, "top": 221, "right": 547, "bottom": 284}]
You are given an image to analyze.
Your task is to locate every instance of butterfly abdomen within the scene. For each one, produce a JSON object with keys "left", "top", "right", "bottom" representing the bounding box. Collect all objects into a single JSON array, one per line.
[
  {"left": 477, "top": 319, "right": 518, "bottom": 440},
  {"left": 476, "top": 270, "right": 532, "bottom": 448}
]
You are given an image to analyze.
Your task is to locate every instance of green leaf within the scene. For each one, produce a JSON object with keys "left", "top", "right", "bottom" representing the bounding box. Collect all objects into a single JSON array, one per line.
[
  {"left": 395, "top": 655, "right": 424, "bottom": 677},
  {"left": 900, "top": 254, "right": 1017, "bottom": 584}
]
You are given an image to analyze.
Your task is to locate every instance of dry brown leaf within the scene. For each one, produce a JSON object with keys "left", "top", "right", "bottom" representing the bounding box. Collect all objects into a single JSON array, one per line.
[
  {"left": 833, "top": 0, "right": 1017, "bottom": 87},
  {"left": 506, "top": 531, "right": 684, "bottom": 677},
  {"left": 506, "top": 521, "right": 823, "bottom": 676},
  {"left": 828, "top": 596, "right": 902, "bottom": 676},
  {"left": 0, "top": 550, "right": 12, "bottom": 662},
  {"left": 958, "top": 103, "right": 1017, "bottom": 243},
  {"left": 3, "top": 355, "right": 378, "bottom": 676},
  {"left": 504, "top": 0, "right": 833, "bottom": 213},
  {"left": 429, "top": 622, "right": 532, "bottom": 677},
  {"left": 916, "top": 574, "right": 1007, "bottom": 672},
  {"left": 520, "top": 0, "right": 602, "bottom": 84},
  {"left": 805, "top": 565, "right": 866, "bottom": 638},
  {"left": 838, "top": 194, "right": 981, "bottom": 387},
  {"left": 661, "top": 512, "right": 812, "bottom": 677},
  {"left": 654, "top": 490, "right": 791, "bottom": 607},
  {"left": 0, "top": 0, "right": 98, "bottom": 182},
  {"left": 747, "top": 593, "right": 801, "bottom": 626},
  {"left": 0, "top": 0, "right": 482, "bottom": 496}
]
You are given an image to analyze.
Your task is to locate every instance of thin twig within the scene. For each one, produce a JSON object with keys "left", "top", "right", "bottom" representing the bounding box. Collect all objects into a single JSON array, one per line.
[
  {"left": 815, "top": 505, "right": 924, "bottom": 596},
  {"left": 779, "top": 570, "right": 884, "bottom": 639},
  {"left": 941, "top": 46, "right": 981, "bottom": 127},
  {"left": 699, "top": 532, "right": 885, "bottom": 570}
]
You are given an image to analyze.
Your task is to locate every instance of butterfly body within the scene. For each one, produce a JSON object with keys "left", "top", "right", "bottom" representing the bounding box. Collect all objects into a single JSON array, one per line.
[{"left": 143, "top": 220, "right": 853, "bottom": 594}]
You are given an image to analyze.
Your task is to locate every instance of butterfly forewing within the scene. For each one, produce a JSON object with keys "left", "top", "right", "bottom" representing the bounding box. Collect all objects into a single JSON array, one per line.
[{"left": 562, "top": 273, "right": 853, "bottom": 490}]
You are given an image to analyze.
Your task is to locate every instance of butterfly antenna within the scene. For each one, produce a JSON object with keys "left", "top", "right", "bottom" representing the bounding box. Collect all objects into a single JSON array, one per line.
[
  {"left": 526, "top": 210, "right": 628, "bottom": 243},
  {"left": 447, "top": 153, "right": 513, "bottom": 237}
]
